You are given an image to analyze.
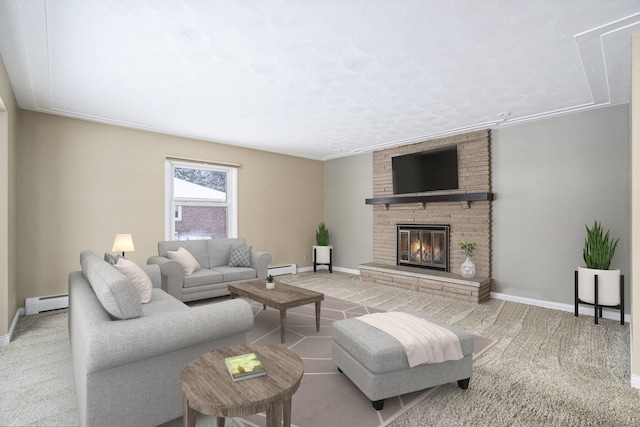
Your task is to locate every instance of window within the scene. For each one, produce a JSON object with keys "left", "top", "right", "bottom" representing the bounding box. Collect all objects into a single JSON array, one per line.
[{"left": 166, "top": 160, "right": 238, "bottom": 240}]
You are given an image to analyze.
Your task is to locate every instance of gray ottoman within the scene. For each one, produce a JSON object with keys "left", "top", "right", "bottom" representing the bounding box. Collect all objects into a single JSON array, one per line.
[{"left": 332, "top": 311, "right": 473, "bottom": 410}]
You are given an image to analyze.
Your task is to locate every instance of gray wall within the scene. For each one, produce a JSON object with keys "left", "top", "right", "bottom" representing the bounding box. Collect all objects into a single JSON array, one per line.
[
  {"left": 324, "top": 104, "right": 630, "bottom": 309},
  {"left": 323, "top": 152, "right": 373, "bottom": 272},
  {"left": 492, "top": 104, "right": 630, "bottom": 309}
]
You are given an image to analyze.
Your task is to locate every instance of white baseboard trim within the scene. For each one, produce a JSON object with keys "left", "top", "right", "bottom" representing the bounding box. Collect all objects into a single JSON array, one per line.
[
  {"left": 490, "top": 292, "right": 631, "bottom": 323},
  {"left": 295, "top": 265, "right": 360, "bottom": 275},
  {"left": 631, "top": 374, "right": 640, "bottom": 389},
  {"left": 0, "top": 308, "right": 23, "bottom": 347},
  {"left": 333, "top": 266, "right": 360, "bottom": 275}
]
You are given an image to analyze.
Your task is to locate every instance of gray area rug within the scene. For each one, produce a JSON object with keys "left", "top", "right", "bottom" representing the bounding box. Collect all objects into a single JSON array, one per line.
[
  {"left": 1, "top": 271, "right": 639, "bottom": 426},
  {"left": 179, "top": 296, "right": 494, "bottom": 427}
]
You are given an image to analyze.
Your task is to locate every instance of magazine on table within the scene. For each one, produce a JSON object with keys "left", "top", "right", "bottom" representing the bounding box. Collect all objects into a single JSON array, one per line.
[{"left": 224, "top": 352, "right": 266, "bottom": 381}]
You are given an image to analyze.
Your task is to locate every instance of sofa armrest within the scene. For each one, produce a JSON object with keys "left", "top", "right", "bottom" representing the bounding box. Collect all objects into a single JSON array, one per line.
[
  {"left": 85, "top": 298, "right": 253, "bottom": 373},
  {"left": 251, "top": 251, "right": 272, "bottom": 279},
  {"left": 140, "top": 264, "right": 161, "bottom": 289},
  {"left": 147, "top": 256, "right": 184, "bottom": 299}
]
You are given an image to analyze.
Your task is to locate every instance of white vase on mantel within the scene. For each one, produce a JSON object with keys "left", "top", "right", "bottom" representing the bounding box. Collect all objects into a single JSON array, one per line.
[{"left": 461, "top": 257, "right": 476, "bottom": 279}]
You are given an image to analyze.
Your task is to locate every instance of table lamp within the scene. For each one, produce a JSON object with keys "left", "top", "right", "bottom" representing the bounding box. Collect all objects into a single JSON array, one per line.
[{"left": 112, "top": 233, "right": 135, "bottom": 257}]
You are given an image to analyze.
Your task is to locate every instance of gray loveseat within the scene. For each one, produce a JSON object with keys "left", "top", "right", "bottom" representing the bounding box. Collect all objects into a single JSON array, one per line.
[
  {"left": 69, "top": 250, "right": 254, "bottom": 427},
  {"left": 147, "top": 238, "right": 271, "bottom": 302}
]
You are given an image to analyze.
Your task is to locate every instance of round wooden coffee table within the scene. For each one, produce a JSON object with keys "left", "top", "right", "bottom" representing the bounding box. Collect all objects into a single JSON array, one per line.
[{"left": 180, "top": 343, "right": 304, "bottom": 427}]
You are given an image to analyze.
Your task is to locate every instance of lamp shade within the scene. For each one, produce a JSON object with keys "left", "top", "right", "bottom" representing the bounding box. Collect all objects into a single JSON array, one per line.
[{"left": 112, "top": 234, "right": 135, "bottom": 253}]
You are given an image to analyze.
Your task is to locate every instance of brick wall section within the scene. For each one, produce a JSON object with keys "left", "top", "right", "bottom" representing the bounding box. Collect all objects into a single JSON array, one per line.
[{"left": 369, "top": 129, "right": 492, "bottom": 301}]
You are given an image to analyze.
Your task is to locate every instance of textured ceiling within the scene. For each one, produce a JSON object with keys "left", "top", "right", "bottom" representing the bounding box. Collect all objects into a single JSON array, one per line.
[{"left": 0, "top": 0, "right": 639, "bottom": 160}]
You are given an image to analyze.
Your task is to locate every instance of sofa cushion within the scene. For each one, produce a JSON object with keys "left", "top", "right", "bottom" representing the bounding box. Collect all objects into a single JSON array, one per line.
[
  {"left": 183, "top": 269, "right": 224, "bottom": 288},
  {"left": 229, "top": 245, "right": 252, "bottom": 267},
  {"left": 80, "top": 250, "right": 143, "bottom": 320},
  {"left": 212, "top": 266, "right": 257, "bottom": 282},
  {"left": 158, "top": 240, "right": 210, "bottom": 269},
  {"left": 166, "top": 247, "right": 202, "bottom": 275},
  {"left": 140, "top": 288, "right": 187, "bottom": 316},
  {"left": 207, "top": 238, "right": 246, "bottom": 267},
  {"left": 113, "top": 257, "right": 153, "bottom": 303}
]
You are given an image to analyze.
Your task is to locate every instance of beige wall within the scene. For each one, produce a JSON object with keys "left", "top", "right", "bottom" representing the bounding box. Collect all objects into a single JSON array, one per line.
[
  {"left": 17, "top": 111, "right": 323, "bottom": 303},
  {"left": 0, "top": 54, "right": 18, "bottom": 337}
]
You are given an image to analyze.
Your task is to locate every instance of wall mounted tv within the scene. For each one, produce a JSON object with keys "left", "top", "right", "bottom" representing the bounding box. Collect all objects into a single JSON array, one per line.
[{"left": 392, "top": 145, "right": 459, "bottom": 194}]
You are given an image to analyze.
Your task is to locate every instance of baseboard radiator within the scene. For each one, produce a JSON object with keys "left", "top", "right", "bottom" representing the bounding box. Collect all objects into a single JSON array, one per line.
[
  {"left": 25, "top": 294, "right": 69, "bottom": 315},
  {"left": 267, "top": 264, "right": 297, "bottom": 276}
]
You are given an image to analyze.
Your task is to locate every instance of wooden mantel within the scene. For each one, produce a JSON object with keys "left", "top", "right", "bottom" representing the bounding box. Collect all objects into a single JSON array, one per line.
[{"left": 365, "top": 192, "right": 494, "bottom": 209}]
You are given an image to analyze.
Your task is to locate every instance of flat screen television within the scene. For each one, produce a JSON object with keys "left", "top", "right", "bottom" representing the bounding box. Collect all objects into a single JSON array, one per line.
[{"left": 392, "top": 145, "right": 459, "bottom": 194}]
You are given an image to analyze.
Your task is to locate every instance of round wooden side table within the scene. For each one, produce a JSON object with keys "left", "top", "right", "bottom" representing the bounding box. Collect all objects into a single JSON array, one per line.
[{"left": 180, "top": 343, "right": 304, "bottom": 427}]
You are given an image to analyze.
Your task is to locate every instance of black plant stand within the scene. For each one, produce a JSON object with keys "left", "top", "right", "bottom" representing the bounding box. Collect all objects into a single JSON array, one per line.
[
  {"left": 313, "top": 247, "right": 332, "bottom": 273},
  {"left": 574, "top": 270, "right": 624, "bottom": 325}
]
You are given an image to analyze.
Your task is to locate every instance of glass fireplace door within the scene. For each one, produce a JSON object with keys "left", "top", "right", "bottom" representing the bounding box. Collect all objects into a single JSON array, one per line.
[{"left": 397, "top": 224, "right": 449, "bottom": 272}]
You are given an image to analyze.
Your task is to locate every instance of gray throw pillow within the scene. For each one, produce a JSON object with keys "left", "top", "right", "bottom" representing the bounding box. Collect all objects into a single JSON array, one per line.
[
  {"left": 229, "top": 245, "right": 252, "bottom": 267},
  {"left": 104, "top": 253, "right": 121, "bottom": 265}
]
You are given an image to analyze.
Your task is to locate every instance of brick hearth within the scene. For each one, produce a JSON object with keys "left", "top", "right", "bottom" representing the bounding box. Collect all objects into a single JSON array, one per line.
[{"left": 359, "top": 263, "right": 491, "bottom": 303}]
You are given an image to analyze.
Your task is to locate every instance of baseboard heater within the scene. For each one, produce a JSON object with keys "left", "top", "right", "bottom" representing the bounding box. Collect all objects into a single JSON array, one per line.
[
  {"left": 25, "top": 294, "right": 69, "bottom": 315},
  {"left": 267, "top": 264, "right": 297, "bottom": 276}
]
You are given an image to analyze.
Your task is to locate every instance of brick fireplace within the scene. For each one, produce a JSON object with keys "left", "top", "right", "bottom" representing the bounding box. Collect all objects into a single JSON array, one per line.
[{"left": 360, "top": 129, "right": 492, "bottom": 303}]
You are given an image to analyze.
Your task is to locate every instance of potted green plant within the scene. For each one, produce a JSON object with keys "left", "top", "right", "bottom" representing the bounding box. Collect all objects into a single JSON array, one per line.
[
  {"left": 316, "top": 222, "right": 330, "bottom": 246},
  {"left": 266, "top": 274, "right": 275, "bottom": 289},
  {"left": 313, "top": 222, "right": 333, "bottom": 272},
  {"left": 578, "top": 221, "right": 621, "bottom": 306}
]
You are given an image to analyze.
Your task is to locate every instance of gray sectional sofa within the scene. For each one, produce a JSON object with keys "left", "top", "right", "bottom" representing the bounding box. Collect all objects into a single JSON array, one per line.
[
  {"left": 69, "top": 250, "right": 254, "bottom": 427},
  {"left": 147, "top": 238, "right": 271, "bottom": 302}
]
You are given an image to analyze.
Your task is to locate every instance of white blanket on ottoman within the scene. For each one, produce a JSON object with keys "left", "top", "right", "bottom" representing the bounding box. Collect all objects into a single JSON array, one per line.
[{"left": 355, "top": 312, "right": 464, "bottom": 367}]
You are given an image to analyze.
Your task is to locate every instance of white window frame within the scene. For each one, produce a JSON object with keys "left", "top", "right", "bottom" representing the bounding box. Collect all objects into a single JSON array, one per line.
[{"left": 165, "top": 160, "right": 238, "bottom": 240}]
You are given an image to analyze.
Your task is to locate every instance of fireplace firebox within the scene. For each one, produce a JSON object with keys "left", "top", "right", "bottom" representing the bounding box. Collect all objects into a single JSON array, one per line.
[{"left": 397, "top": 224, "right": 450, "bottom": 272}]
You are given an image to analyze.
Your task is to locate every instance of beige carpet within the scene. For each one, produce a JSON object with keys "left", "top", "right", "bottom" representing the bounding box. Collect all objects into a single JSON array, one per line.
[
  {"left": 1, "top": 271, "right": 639, "bottom": 426},
  {"left": 0, "top": 308, "right": 78, "bottom": 426},
  {"left": 278, "top": 272, "right": 640, "bottom": 426}
]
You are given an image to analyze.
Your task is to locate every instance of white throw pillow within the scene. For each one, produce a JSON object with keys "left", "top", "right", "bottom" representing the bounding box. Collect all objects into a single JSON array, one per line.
[
  {"left": 166, "top": 247, "right": 202, "bottom": 275},
  {"left": 113, "top": 258, "right": 152, "bottom": 304}
]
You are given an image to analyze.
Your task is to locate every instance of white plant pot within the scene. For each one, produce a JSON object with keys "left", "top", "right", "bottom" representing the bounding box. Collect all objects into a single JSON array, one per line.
[
  {"left": 313, "top": 245, "right": 333, "bottom": 264},
  {"left": 577, "top": 266, "right": 621, "bottom": 306},
  {"left": 266, "top": 281, "right": 275, "bottom": 290}
]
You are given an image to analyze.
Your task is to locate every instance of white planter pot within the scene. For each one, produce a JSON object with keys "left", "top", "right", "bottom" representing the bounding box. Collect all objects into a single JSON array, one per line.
[
  {"left": 313, "top": 245, "right": 333, "bottom": 264},
  {"left": 266, "top": 281, "right": 275, "bottom": 289},
  {"left": 577, "top": 266, "right": 621, "bottom": 306}
]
